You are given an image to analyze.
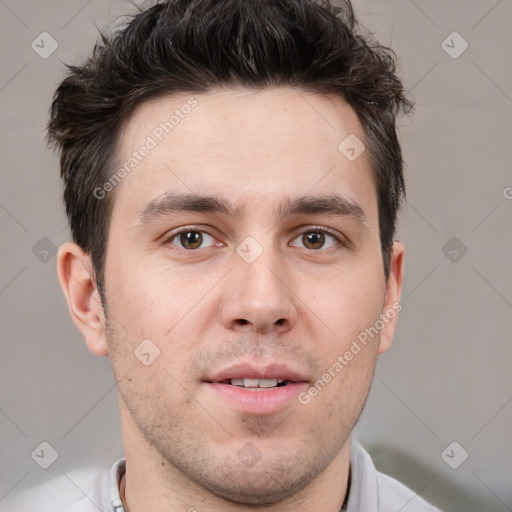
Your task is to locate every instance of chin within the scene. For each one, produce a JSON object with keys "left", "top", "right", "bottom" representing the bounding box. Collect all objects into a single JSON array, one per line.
[
  {"left": 200, "top": 468, "right": 315, "bottom": 506},
  {"left": 186, "top": 450, "right": 327, "bottom": 506}
]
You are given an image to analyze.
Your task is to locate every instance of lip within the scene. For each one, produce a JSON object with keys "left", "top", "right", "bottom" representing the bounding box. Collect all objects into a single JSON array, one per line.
[
  {"left": 206, "top": 362, "right": 310, "bottom": 384},
  {"left": 204, "top": 362, "right": 310, "bottom": 415},
  {"left": 206, "top": 382, "right": 308, "bottom": 415}
]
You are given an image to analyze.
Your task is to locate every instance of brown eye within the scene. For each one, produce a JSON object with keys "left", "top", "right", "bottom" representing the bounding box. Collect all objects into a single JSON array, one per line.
[
  {"left": 179, "top": 230, "right": 202, "bottom": 249},
  {"left": 303, "top": 231, "right": 325, "bottom": 250},
  {"left": 291, "top": 229, "right": 340, "bottom": 251},
  {"left": 168, "top": 229, "right": 217, "bottom": 250}
]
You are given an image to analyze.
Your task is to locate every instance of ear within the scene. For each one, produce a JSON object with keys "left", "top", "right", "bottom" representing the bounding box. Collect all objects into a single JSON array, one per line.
[
  {"left": 377, "top": 241, "right": 405, "bottom": 356},
  {"left": 56, "top": 242, "right": 109, "bottom": 356}
]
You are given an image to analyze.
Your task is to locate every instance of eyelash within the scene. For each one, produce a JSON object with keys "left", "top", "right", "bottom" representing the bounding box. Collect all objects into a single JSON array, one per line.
[{"left": 163, "top": 225, "right": 345, "bottom": 252}]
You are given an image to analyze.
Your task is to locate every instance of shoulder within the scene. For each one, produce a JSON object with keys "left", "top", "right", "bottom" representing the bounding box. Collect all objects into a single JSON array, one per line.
[
  {"left": 0, "top": 459, "right": 124, "bottom": 512},
  {"left": 375, "top": 471, "right": 442, "bottom": 512},
  {"left": 348, "top": 440, "right": 442, "bottom": 512}
]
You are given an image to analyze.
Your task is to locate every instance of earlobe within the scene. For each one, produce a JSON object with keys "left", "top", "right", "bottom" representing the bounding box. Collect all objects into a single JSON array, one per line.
[
  {"left": 56, "top": 242, "right": 109, "bottom": 356},
  {"left": 377, "top": 240, "right": 405, "bottom": 356}
]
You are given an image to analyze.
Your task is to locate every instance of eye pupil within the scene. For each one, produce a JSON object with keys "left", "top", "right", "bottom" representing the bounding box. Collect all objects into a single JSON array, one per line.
[
  {"left": 303, "top": 232, "right": 325, "bottom": 250},
  {"left": 180, "top": 230, "right": 202, "bottom": 250}
]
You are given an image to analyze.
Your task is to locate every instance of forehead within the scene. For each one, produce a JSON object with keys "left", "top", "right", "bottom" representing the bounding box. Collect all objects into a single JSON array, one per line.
[{"left": 111, "top": 87, "right": 377, "bottom": 225}]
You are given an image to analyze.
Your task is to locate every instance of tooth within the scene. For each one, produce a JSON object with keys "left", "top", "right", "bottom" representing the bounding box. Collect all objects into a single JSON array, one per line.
[
  {"left": 229, "top": 378, "right": 282, "bottom": 388},
  {"left": 258, "top": 378, "right": 278, "bottom": 388}
]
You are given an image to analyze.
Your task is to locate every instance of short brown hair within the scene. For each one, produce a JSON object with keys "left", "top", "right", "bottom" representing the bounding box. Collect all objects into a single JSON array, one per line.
[{"left": 48, "top": 0, "right": 412, "bottom": 299}]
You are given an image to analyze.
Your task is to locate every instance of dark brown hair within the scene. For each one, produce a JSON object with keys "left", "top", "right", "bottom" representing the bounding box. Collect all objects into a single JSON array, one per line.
[{"left": 48, "top": 0, "right": 412, "bottom": 299}]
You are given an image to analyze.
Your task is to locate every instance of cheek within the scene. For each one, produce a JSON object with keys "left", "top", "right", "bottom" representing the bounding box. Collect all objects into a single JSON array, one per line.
[
  {"left": 104, "top": 254, "right": 224, "bottom": 360},
  {"left": 302, "top": 265, "right": 384, "bottom": 345},
  {"left": 304, "top": 330, "right": 378, "bottom": 425},
  {"left": 106, "top": 253, "right": 185, "bottom": 326},
  {"left": 297, "top": 263, "right": 384, "bottom": 411}
]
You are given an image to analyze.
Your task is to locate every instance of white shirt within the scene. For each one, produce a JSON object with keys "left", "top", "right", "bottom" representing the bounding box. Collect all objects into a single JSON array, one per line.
[{"left": 1, "top": 440, "right": 442, "bottom": 511}]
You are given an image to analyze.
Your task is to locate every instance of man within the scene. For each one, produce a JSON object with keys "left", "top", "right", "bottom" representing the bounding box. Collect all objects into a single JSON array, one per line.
[{"left": 5, "top": 0, "right": 442, "bottom": 510}]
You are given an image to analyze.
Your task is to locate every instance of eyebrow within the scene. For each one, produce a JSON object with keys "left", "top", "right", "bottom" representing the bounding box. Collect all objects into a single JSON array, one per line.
[{"left": 136, "top": 192, "right": 368, "bottom": 228}]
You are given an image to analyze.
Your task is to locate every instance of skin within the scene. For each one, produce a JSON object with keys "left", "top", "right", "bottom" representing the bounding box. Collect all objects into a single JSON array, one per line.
[{"left": 57, "top": 87, "right": 404, "bottom": 512}]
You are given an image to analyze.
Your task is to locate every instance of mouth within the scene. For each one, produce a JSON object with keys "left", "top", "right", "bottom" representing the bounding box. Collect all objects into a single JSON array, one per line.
[
  {"left": 217, "top": 377, "right": 294, "bottom": 390},
  {"left": 204, "top": 363, "right": 310, "bottom": 414},
  {"left": 206, "top": 363, "right": 309, "bottom": 387}
]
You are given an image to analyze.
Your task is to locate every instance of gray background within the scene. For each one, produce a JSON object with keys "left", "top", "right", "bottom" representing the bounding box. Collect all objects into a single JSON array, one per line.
[{"left": 1, "top": 1, "right": 511, "bottom": 510}]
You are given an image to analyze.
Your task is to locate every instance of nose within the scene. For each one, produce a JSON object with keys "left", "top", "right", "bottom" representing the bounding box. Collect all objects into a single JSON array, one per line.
[{"left": 219, "top": 247, "right": 297, "bottom": 335}]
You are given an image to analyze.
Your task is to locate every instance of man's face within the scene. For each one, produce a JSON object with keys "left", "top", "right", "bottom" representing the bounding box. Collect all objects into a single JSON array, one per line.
[{"left": 101, "top": 87, "right": 401, "bottom": 504}]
